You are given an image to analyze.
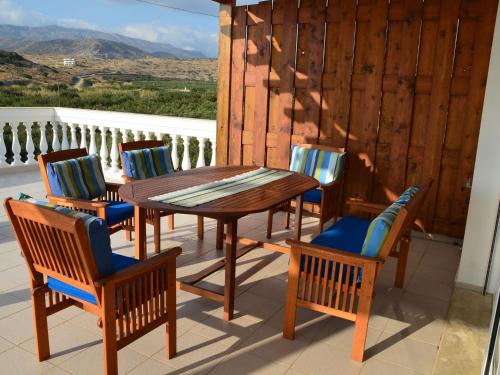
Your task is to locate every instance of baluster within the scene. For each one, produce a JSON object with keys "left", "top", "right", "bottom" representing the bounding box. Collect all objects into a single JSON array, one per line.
[
  {"left": 196, "top": 137, "right": 206, "bottom": 168},
  {"left": 121, "top": 128, "right": 128, "bottom": 143},
  {"left": 10, "top": 122, "right": 22, "bottom": 166},
  {"left": 61, "top": 123, "right": 69, "bottom": 150},
  {"left": 171, "top": 135, "right": 179, "bottom": 170},
  {"left": 25, "top": 122, "right": 36, "bottom": 164},
  {"left": 144, "top": 131, "right": 151, "bottom": 141},
  {"left": 69, "top": 123, "right": 78, "bottom": 149},
  {"left": 110, "top": 127, "right": 119, "bottom": 173},
  {"left": 181, "top": 135, "right": 191, "bottom": 170},
  {"left": 99, "top": 126, "right": 109, "bottom": 170},
  {"left": 89, "top": 125, "right": 97, "bottom": 154},
  {"left": 210, "top": 138, "right": 216, "bottom": 166},
  {"left": 80, "top": 124, "right": 88, "bottom": 150},
  {"left": 155, "top": 132, "right": 163, "bottom": 144},
  {"left": 52, "top": 122, "right": 60, "bottom": 152},
  {"left": 133, "top": 130, "right": 141, "bottom": 142},
  {"left": 39, "top": 122, "right": 48, "bottom": 155},
  {"left": 0, "top": 123, "right": 6, "bottom": 167}
]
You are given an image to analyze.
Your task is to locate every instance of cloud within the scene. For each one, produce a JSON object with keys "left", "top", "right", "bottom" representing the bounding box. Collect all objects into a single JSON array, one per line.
[
  {"left": 122, "top": 23, "right": 218, "bottom": 57},
  {"left": 59, "top": 18, "right": 99, "bottom": 30},
  {"left": 0, "top": 0, "right": 23, "bottom": 23}
]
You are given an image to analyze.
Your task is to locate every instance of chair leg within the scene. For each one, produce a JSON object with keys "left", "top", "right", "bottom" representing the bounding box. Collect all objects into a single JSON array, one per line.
[
  {"left": 197, "top": 216, "right": 204, "bottom": 240},
  {"left": 394, "top": 236, "right": 410, "bottom": 288},
  {"left": 351, "top": 292, "right": 373, "bottom": 362},
  {"left": 167, "top": 214, "right": 174, "bottom": 231},
  {"left": 284, "top": 211, "right": 290, "bottom": 229},
  {"left": 283, "top": 250, "right": 301, "bottom": 340},
  {"left": 166, "top": 262, "right": 177, "bottom": 359},
  {"left": 154, "top": 210, "right": 161, "bottom": 254},
  {"left": 319, "top": 217, "right": 324, "bottom": 233},
  {"left": 102, "top": 288, "right": 118, "bottom": 375},
  {"left": 216, "top": 220, "right": 224, "bottom": 250},
  {"left": 32, "top": 286, "right": 50, "bottom": 361},
  {"left": 125, "top": 229, "right": 132, "bottom": 242},
  {"left": 267, "top": 210, "right": 273, "bottom": 239}
]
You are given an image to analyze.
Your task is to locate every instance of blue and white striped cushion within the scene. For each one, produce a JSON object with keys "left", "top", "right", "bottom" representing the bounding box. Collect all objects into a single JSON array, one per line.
[
  {"left": 77, "top": 155, "right": 106, "bottom": 199},
  {"left": 289, "top": 145, "right": 346, "bottom": 184},
  {"left": 121, "top": 148, "right": 157, "bottom": 180},
  {"left": 47, "top": 158, "right": 91, "bottom": 199},
  {"left": 360, "top": 203, "right": 402, "bottom": 257},
  {"left": 150, "top": 146, "right": 174, "bottom": 176},
  {"left": 395, "top": 186, "right": 420, "bottom": 205}
]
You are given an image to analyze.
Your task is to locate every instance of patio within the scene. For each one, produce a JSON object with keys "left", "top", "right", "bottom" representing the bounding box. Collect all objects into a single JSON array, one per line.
[{"left": 0, "top": 170, "right": 462, "bottom": 374}]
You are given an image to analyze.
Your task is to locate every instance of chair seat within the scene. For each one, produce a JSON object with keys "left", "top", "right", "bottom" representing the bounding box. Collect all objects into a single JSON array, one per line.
[
  {"left": 47, "top": 253, "right": 139, "bottom": 304},
  {"left": 303, "top": 188, "right": 322, "bottom": 204},
  {"left": 105, "top": 200, "right": 135, "bottom": 225}
]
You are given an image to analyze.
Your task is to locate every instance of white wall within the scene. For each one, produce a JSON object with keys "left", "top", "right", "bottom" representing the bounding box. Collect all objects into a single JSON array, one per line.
[{"left": 457, "top": 5, "right": 500, "bottom": 294}]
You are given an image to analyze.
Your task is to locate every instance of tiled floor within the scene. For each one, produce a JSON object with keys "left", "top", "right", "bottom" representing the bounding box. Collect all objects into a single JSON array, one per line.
[{"left": 0, "top": 170, "right": 462, "bottom": 374}]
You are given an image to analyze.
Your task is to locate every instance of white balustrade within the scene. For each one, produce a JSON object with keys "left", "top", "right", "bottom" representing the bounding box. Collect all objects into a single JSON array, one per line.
[
  {"left": 61, "top": 123, "right": 69, "bottom": 150},
  {"left": 52, "top": 123, "right": 60, "bottom": 152},
  {"left": 39, "top": 123, "right": 48, "bottom": 155},
  {"left": 182, "top": 135, "right": 191, "bottom": 170},
  {"left": 25, "top": 122, "right": 36, "bottom": 165},
  {"left": 0, "top": 107, "right": 216, "bottom": 177}
]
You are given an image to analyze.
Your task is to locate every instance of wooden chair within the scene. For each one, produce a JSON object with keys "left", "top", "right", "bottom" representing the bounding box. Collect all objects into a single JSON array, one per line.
[
  {"left": 119, "top": 140, "right": 224, "bottom": 250},
  {"left": 267, "top": 144, "right": 346, "bottom": 238},
  {"left": 4, "top": 197, "right": 180, "bottom": 375},
  {"left": 283, "top": 181, "right": 432, "bottom": 362},
  {"left": 38, "top": 148, "right": 135, "bottom": 240}
]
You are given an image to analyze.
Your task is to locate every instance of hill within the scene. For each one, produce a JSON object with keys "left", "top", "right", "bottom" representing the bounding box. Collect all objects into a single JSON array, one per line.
[
  {"left": 0, "top": 50, "right": 61, "bottom": 85},
  {"left": 0, "top": 24, "right": 205, "bottom": 59},
  {"left": 15, "top": 38, "right": 153, "bottom": 59}
]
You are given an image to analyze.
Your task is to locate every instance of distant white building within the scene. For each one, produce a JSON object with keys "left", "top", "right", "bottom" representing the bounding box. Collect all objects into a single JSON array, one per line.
[{"left": 63, "top": 58, "right": 76, "bottom": 67}]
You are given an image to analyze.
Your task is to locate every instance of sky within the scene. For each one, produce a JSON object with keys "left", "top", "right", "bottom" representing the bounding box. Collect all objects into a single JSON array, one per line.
[{"left": 0, "top": 0, "right": 224, "bottom": 57}]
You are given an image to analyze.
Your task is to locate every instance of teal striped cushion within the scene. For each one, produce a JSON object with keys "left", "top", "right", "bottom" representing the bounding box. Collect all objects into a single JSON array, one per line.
[
  {"left": 77, "top": 155, "right": 106, "bottom": 199},
  {"left": 48, "top": 158, "right": 91, "bottom": 199},
  {"left": 121, "top": 148, "right": 157, "bottom": 180},
  {"left": 289, "top": 145, "right": 346, "bottom": 184},
  {"left": 395, "top": 186, "right": 419, "bottom": 205},
  {"left": 150, "top": 146, "right": 174, "bottom": 176},
  {"left": 360, "top": 202, "right": 402, "bottom": 257}
]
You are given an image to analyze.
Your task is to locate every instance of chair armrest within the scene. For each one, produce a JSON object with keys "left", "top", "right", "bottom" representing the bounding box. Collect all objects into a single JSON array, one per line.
[
  {"left": 286, "top": 239, "right": 381, "bottom": 267},
  {"left": 95, "top": 247, "right": 182, "bottom": 287},
  {"left": 344, "top": 198, "right": 387, "bottom": 216},
  {"left": 319, "top": 178, "right": 342, "bottom": 189},
  {"left": 47, "top": 195, "right": 109, "bottom": 218}
]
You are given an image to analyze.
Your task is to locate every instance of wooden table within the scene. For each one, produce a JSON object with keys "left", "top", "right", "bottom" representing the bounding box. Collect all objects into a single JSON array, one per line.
[{"left": 118, "top": 166, "right": 319, "bottom": 320}]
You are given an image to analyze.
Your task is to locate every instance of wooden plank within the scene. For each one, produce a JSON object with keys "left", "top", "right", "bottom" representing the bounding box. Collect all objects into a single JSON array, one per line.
[
  {"left": 320, "top": 0, "right": 357, "bottom": 149},
  {"left": 372, "top": 0, "right": 422, "bottom": 203},
  {"left": 215, "top": 1, "right": 235, "bottom": 166},
  {"left": 344, "top": 0, "right": 389, "bottom": 201},
  {"left": 248, "top": 2, "right": 272, "bottom": 167},
  {"left": 419, "top": 0, "right": 461, "bottom": 232},
  {"left": 228, "top": 6, "right": 247, "bottom": 165}
]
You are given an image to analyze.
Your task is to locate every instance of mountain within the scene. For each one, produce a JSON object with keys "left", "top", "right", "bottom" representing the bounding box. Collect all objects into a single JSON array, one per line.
[
  {"left": 14, "top": 38, "right": 152, "bottom": 59},
  {"left": 0, "top": 24, "right": 205, "bottom": 59}
]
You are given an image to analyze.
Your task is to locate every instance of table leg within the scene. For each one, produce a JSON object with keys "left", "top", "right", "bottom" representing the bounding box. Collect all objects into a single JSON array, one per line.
[
  {"left": 134, "top": 206, "right": 146, "bottom": 260},
  {"left": 224, "top": 220, "right": 237, "bottom": 321},
  {"left": 295, "top": 194, "right": 303, "bottom": 241}
]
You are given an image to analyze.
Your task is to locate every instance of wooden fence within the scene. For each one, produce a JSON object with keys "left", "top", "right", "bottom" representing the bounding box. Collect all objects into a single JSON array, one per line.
[{"left": 216, "top": 0, "right": 498, "bottom": 238}]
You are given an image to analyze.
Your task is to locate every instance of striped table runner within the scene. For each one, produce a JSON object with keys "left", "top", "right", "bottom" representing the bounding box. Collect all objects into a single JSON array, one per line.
[{"left": 149, "top": 168, "right": 292, "bottom": 207}]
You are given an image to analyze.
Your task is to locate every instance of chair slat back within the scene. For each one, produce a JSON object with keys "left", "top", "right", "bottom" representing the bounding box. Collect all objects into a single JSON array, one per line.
[
  {"left": 377, "top": 180, "right": 433, "bottom": 261},
  {"left": 5, "top": 198, "right": 100, "bottom": 296},
  {"left": 38, "top": 148, "right": 89, "bottom": 196}
]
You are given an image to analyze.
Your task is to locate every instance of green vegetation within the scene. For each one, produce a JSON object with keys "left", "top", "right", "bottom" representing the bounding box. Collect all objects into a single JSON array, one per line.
[{"left": 1, "top": 79, "right": 217, "bottom": 166}]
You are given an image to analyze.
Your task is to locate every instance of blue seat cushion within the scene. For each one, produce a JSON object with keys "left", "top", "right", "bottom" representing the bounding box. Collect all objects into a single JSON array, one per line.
[
  {"left": 301, "top": 216, "right": 371, "bottom": 284},
  {"left": 47, "top": 253, "right": 139, "bottom": 305},
  {"left": 303, "top": 189, "right": 322, "bottom": 204},
  {"left": 104, "top": 200, "right": 134, "bottom": 225}
]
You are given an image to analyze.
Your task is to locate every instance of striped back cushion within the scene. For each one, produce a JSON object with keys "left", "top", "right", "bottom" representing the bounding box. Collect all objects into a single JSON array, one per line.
[
  {"left": 17, "top": 193, "right": 114, "bottom": 278},
  {"left": 47, "top": 155, "right": 106, "bottom": 200},
  {"left": 360, "top": 203, "right": 402, "bottom": 258},
  {"left": 289, "top": 145, "right": 346, "bottom": 184},
  {"left": 121, "top": 148, "right": 157, "bottom": 180},
  {"left": 395, "top": 186, "right": 420, "bottom": 205},
  {"left": 150, "top": 146, "right": 174, "bottom": 176}
]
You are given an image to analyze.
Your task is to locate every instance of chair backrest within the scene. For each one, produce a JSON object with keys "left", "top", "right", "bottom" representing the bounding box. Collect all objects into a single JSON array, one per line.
[
  {"left": 290, "top": 143, "right": 346, "bottom": 185},
  {"left": 38, "top": 148, "right": 88, "bottom": 196},
  {"left": 4, "top": 198, "right": 100, "bottom": 299},
  {"left": 375, "top": 180, "right": 433, "bottom": 261}
]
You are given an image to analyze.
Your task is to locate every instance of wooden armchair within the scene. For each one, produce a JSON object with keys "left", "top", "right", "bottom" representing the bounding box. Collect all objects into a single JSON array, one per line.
[
  {"left": 267, "top": 144, "right": 346, "bottom": 238},
  {"left": 119, "top": 140, "right": 224, "bottom": 249},
  {"left": 4, "top": 198, "right": 180, "bottom": 375},
  {"left": 38, "top": 148, "right": 135, "bottom": 239},
  {"left": 283, "top": 181, "right": 431, "bottom": 362}
]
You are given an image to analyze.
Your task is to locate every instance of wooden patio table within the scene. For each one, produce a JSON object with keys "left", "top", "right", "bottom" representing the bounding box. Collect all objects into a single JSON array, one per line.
[{"left": 118, "top": 165, "right": 319, "bottom": 320}]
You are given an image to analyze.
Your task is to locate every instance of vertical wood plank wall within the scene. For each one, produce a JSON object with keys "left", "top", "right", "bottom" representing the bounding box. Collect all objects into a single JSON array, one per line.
[{"left": 218, "top": 0, "right": 498, "bottom": 238}]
